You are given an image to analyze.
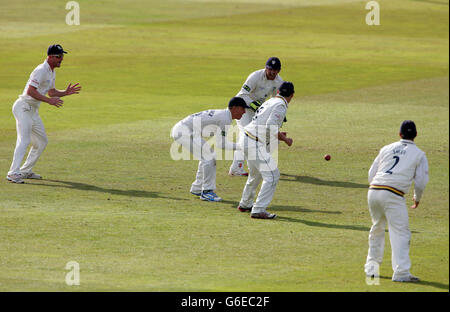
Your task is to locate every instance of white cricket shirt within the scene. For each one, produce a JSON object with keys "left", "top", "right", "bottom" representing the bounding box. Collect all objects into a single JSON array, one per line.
[
  {"left": 244, "top": 96, "right": 288, "bottom": 146},
  {"left": 19, "top": 60, "right": 56, "bottom": 108},
  {"left": 237, "top": 69, "right": 283, "bottom": 109},
  {"left": 178, "top": 108, "right": 232, "bottom": 136},
  {"left": 369, "top": 139, "right": 429, "bottom": 201}
]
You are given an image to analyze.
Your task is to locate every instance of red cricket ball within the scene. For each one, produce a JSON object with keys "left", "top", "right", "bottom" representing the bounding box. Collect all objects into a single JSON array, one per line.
[{"left": 324, "top": 154, "right": 331, "bottom": 161}]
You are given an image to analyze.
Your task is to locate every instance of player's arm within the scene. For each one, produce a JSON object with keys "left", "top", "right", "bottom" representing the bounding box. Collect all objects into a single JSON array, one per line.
[
  {"left": 216, "top": 128, "right": 237, "bottom": 151},
  {"left": 278, "top": 131, "right": 292, "bottom": 146},
  {"left": 267, "top": 105, "right": 291, "bottom": 146},
  {"left": 216, "top": 125, "right": 237, "bottom": 151},
  {"left": 368, "top": 152, "right": 381, "bottom": 183},
  {"left": 411, "top": 154, "right": 429, "bottom": 209},
  {"left": 27, "top": 85, "right": 63, "bottom": 107},
  {"left": 48, "top": 83, "right": 81, "bottom": 97},
  {"left": 239, "top": 72, "right": 260, "bottom": 110}
]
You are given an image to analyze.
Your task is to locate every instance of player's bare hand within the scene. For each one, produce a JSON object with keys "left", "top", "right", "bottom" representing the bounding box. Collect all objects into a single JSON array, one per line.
[
  {"left": 410, "top": 198, "right": 419, "bottom": 209},
  {"left": 48, "top": 97, "right": 63, "bottom": 107},
  {"left": 65, "top": 83, "right": 81, "bottom": 96},
  {"left": 285, "top": 138, "right": 293, "bottom": 146}
]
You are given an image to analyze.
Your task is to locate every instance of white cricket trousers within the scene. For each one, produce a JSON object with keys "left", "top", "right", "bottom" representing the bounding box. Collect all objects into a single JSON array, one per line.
[
  {"left": 8, "top": 99, "right": 48, "bottom": 175},
  {"left": 171, "top": 122, "right": 216, "bottom": 193},
  {"left": 365, "top": 189, "right": 412, "bottom": 280},
  {"left": 238, "top": 134, "right": 280, "bottom": 213},
  {"left": 230, "top": 111, "right": 253, "bottom": 172}
]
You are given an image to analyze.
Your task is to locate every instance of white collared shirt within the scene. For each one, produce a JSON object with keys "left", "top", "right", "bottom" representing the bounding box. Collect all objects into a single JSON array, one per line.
[
  {"left": 237, "top": 69, "right": 283, "bottom": 106},
  {"left": 19, "top": 60, "right": 56, "bottom": 108},
  {"left": 244, "top": 96, "right": 288, "bottom": 146},
  {"left": 369, "top": 139, "right": 429, "bottom": 201}
]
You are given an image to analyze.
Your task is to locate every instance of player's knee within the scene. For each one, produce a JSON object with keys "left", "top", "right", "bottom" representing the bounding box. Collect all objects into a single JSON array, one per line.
[
  {"left": 17, "top": 137, "right": 31, "bottom": 149},
  {"left": 370, "top": 224, "right": 385, "bottom": 236},
  {"left": 263, "top": 169, "right": 280, "bottom": 185},
  {"left": 203, "top": 159, "right": 216, "bottom": 168},
  {"left": 41, "top": 136, "right": 48, "bottom": 147},
  {"left": 273, "top": 169, "right": 280, "bottom": 182},
  {"left": 38, "top": 136, "right": 48, "bottom": 150}
]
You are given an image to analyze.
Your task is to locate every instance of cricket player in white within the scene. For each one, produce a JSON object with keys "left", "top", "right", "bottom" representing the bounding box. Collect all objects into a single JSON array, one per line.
[
  {"left": 6, "top": 44, "right": 81, "bottom": 183},
  {"left": 365, "top": 120, "right": 429, "bottom": 282},
  {"left": 228, "top": 57, "right": 284, "bottom": 176},
  {"left": 237, "top": 82, "right": 295, "bottom": 219},
  {"left": 171, "top": 97, "right": 247, "bottom": 201}
]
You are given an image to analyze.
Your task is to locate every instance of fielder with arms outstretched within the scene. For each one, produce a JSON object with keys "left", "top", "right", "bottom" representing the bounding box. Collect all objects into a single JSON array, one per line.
[
  {"left": 365, "top": 120, "right": 429, "bottom": 282},
  {"left": 6, "top": 44, "right": 81, "bottom": 183}
]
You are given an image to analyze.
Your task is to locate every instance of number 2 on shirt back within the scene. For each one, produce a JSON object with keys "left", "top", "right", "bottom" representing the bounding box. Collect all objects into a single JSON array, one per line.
[{"left": 385, "top": 156, "right": 400, "bottom": 174}]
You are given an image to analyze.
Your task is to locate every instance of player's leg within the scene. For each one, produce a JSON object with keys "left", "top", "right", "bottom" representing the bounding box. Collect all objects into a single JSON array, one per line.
[
  {"left": 20, "top": 113, "right": 48, "bottom": 178},
  {"left": 229, "top": 148, "right": 246, "bottom": 176},
  {"left": 229, "top": 115, "right": 249, "bottom": 176},
  {"left": 171, "top": 125, "right": 203, "bottom": 196},
  {"left": 251, "top": 146, "right": 279, "bottom": 218},
  {"left": 7, "top": 100, "right": 33, "bottom": 183},
  {"left": 238, "top": 156, "right": 262, "bottom": 210},
  {"left": 188, "top": 136, "right": 207, "bottom": 196},
  {"left": 385, "top": 195, "right": 414, "bottom": 281},
  {"left": 198, "top": 140, "right": 221, "bottom": 201},
  {"left": 190, "top": 161, "right": 203, "bottom": 196},
  {"left": 365, "top": 189, "right": 387, "bottom": 276},
  {"left": 199, "top": 158, "right": 216, "bottom": 192},
  {"left": 238, "top": 134, "right": 259, "bottom": 209}
]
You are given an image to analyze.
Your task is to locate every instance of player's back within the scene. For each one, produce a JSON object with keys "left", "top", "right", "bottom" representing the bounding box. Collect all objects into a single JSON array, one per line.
[
  {"left": 244, "top": 97, "right": 287, "bottom": 145},
  {"left": 371, "top": 140, "right": 425, "bottom": 193},
  {"left": 179, "top": 109, "right": 231, "bottom": 137}
]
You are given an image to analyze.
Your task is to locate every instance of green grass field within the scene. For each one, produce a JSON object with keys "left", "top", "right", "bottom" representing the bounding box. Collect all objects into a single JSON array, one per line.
[{"left": 0, "top": 0, "right": 448, "bottom": 292}]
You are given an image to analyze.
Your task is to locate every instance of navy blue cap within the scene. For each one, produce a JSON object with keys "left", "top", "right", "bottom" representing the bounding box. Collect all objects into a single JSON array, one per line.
[
  {"left": 266, "top": 57, "right": 281, "bottom": 71},
  {"left": 278, "top": 81, "right": 295, "bottom": 97},
  {"left": 47, "top": 44, "right": 68, "bottom": 56},
  {"left": 400, "top": 120, "right": 417, "bottom": 139},
  {"left": 228, "top": 97, "right": 249, "bottom": 109}
]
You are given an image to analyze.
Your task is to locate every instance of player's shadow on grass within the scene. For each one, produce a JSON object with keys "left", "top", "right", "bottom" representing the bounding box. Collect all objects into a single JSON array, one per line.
[
  {"left": 277, "top": 216, "right": 419, "bottom": 234},
  {"left": 280, "top": 173, "right": 368, "bottom": 189},
  {"left": 276, "top": 216, "right": 370, "bottom": 232},
  {"left": 221, "top": 200, "right": 341, "bottom": 214},
  {"left": 28, "top": 179, "right": 186, "bottom": 201},
  {"left": 378, "top": 275, "right": 449, "bottom": 290}
]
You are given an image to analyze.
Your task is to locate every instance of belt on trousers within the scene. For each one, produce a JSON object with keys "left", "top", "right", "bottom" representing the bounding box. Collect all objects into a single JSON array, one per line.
[
  {"left": 369, "top": 185, "right": 405, "bottom": 197},
  {"left": 244, "top": 130, "right": 259, "bottom": 142}
]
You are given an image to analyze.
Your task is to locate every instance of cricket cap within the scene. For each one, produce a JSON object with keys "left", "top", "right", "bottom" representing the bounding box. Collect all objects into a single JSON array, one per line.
[
  {"left": 400, "top": 120, "right": 417, "bottom": 139},
  {"left": 278, "top": 81, "right": 295, "bottom": 97},
  {"left": 47, "top": 44, "right": 68, "bottom": 56},
  {"left": 266, "top": 57, "right": 281, "bottom": 71},
  {"left": 228, "top": 97, "right": 249, "bottom": 109}
]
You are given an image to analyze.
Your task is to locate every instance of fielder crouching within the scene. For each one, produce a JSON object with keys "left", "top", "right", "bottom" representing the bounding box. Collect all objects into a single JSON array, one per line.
[
  {"left": 237, "top": 81, "right": 295, "bottom": 219},
  {"left": 170, "top": 97, "right": 247, "bottom": 202}
]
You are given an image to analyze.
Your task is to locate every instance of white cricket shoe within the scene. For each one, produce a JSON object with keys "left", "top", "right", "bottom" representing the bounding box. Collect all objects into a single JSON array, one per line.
[
  {"left": 6, "top": 174, "right": 24, "bottom": 184},
  {"left": 364, "top": 261, "right": 380, "bottom": 278},
  {"left": 251, "top": 211, "right": 277, "bottom": 219},
  {"left": 21, "top": 172, "right": 42, "bottom": 179},
  {"left": 392, "top": 274, "right": 420, "bottom": 283}
]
